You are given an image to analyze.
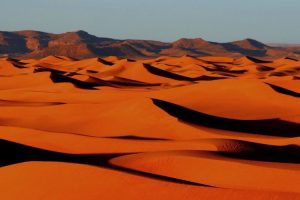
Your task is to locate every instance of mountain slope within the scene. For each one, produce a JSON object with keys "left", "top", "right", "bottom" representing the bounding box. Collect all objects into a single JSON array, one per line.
[{"left": 0, "top": 30, "right": 298, "bottom": 59}]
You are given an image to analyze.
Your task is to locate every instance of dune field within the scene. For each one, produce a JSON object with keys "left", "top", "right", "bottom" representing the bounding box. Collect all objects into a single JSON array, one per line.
[{"left": 1, "top": 55, "right": 300, "bottom": 199}]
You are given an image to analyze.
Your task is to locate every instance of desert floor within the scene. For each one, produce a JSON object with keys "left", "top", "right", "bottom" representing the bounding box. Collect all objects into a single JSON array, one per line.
[{"left": 1, "top": 55, "right": 300, "bottom": 199}]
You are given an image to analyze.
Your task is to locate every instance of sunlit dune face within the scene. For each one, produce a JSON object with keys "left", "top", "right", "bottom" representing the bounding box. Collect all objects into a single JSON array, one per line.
[{"left": 1, "top": 55, "right": 300, "bottom": 199}]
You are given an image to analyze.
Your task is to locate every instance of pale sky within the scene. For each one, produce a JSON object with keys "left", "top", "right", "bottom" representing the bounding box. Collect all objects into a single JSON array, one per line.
[{"left": 0, "top": 0, "right": 299, "bottom": 43}]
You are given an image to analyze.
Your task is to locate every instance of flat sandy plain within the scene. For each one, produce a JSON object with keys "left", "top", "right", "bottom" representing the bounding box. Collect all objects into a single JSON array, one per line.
[{"left": 1, "top": 55, "right": 300, "bottom": 199}]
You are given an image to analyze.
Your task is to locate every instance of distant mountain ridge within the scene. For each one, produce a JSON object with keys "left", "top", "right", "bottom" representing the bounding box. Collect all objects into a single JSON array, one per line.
[{"left": 0, "top": 30, "right": 299, "bottom": 59}]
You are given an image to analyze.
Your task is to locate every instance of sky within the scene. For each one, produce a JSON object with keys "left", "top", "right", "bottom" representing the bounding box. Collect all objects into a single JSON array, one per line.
[{"left": 0, "top": 0, "right": 299, "bottom": 43}]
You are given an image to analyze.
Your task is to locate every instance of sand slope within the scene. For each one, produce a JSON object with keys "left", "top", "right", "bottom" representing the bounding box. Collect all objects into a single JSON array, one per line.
[{"left": 1, "top": 55, "right": 300, "bottom": 199}]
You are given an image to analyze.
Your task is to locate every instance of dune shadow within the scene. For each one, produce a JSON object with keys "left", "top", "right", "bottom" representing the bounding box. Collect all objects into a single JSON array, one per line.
[
  {"left": 203, "top": 64, "right": 247, "bottom": 74},
  {"left": 0, "top": 139, "right": 117, "bottom": 167},
  {"left": 96, "top": 57, "right": 114, "bottom": 66},
  {"left": 0, "top": 139, "right": 209, "bottom": 187},
  {"left": 104, "top": 135, "right": 170, "bottom": 141},
  {"left": 265, "top": 83, "right": 300, "bottom": 98},
  {"left": 34, "top": 66, "right": 100, "bottom": 89},
  {"left": 241, "top": 56, "right": 272, "bottom": 63},
  {"left": 0, "top": 99, "right": 65, "bottom": 107},
  {"left": 213, "top": 139, "right": 300, "bottom": 164},
  {"left": 152, "top": 98, "right": 300, "bottom": 137},
  {"left": 256, "top": 65, "right": 274, "bottom": 72},
  {"left": 50, "top": 71, "right": 100, "bottom": 90},
  {"left": 88, "top": 76, "right": 161, "bottom": 87},
  {"left": 144, "top": 64, "right": 226, "bottom": 81}
]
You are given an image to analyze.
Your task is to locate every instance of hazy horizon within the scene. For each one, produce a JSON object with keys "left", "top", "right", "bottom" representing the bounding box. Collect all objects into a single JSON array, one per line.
[{"left": 1, "top": 0, "right": 300, "bottom": 43}]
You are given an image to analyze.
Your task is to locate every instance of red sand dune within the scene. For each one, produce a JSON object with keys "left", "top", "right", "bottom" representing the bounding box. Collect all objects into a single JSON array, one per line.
[{"left": 1, "top": 55, "right": 300, "bottom": 199}]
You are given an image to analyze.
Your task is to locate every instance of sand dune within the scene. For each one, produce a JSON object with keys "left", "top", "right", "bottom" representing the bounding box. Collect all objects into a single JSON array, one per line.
[{"left": 1, "top": 55, "right": 300, "bottom": 199}]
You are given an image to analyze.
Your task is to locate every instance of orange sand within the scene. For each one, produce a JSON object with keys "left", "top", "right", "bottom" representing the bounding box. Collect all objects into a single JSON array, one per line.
[{"left": 1, "top": 55, "right": 300, "bottom": 199}]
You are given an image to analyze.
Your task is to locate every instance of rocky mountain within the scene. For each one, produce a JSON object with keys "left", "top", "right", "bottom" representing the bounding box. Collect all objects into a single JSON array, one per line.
[{"left": 0, "top": 30, "right": 298, "bottom": 59}]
